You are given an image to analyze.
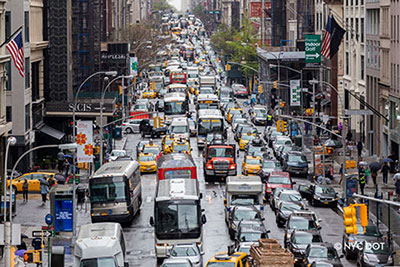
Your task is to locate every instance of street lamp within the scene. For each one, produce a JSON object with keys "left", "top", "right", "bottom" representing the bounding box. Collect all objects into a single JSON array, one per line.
[
  {"left": 3, "top": 136, "right": 16, "bottom": 267},
  {"left": 99, "top": 75, "right": 133, "bottom": 165},
  {"left": 72, "top": 70, "right": 117, "bottom": 239}
]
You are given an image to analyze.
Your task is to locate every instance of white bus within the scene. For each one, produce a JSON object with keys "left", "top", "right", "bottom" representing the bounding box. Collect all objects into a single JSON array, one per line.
[
  {"left": 163, "top": 92, "right": 189, "bottom": 124},
  {"left": 89, "top": 160, "right": 141, "bottom": 224},
  {"left": 196, "top": 109, "right": 226, "bottom": 148},
  {"left": 149, "top": 179, "right": 206, "bottom": 259}
]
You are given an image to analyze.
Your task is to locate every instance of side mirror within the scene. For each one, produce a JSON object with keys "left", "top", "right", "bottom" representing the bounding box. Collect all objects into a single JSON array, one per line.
[
  {"left": 149, "top": 216, "right": 154, "bottom": 226},
  {"left": 318, "top": 218, "right": 322, "bottom": 222},
  {"left": 201, "top": 209, "right": 205, "bottom": 212},
  {"left": 200, "top": 193, "right": 203, "bottom": 199},
  {"left": 201, "top": 214, "right": 207, "bottom": 224},
  {"left": 292, "top": 181, "right": 296, "bottom": 185},
  {"left": 339, "top": 254, "right": 344, "bottom": 258}
]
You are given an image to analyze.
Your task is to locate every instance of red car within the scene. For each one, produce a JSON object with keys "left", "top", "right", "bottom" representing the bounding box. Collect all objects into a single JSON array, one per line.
[{"left": 265, "top": 171, "right": 294, "bottom": 200}]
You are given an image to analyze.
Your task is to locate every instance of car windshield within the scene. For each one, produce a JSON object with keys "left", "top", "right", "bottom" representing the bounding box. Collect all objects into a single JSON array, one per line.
[
  {"left": 288, "top": 218, "right": 317, "bottom": 230},
  {"left": 364, "top": 243, "right": 391, "bottom": 254},
  {"left": 171, "top": 125, "right": 188, "bottom": 133},
  {"left": 90, "top": 179, "right": 126, "bottom": 204},
  {"left": 280, "top": 193, "right": 302, "bottom": 202},
  {"left": 139, "top": 155, "right": 155, "bottom": 162},
  {"left": 80, "top": 257, "right": 117, "bottom": 267},
  {"left": 268, "top": 176, "right": 291, "bottom": 184},
  {"left": 263, "top": 161, "right": 281, "bottom": 168},
  {"left": 111, "top": 151, "right": 126, "bottom": 157},
  {"left": 276, "top": 138, "right": 292, "bottom": 145},
  {"left": 134, "top": 104, "right": 147, "bottom": 110},
  {"left": 281, "top": 202, "right": 302, "bottom": 211},
  {"left": 174, "top": 144, "right": 189, "bottom": 151},
  {"left": 165, "top": 101, "right": 187, "bottom": 115},
  {"left": 162, "top": 263, "right": 191, "bottom": 267},
  {"left": 207, "top": 263, "right": 235, "bottom": 267},
  {"left": 293, "top": 233, "right": 323, "bottom": 244},
  {"left": 208, "top": 147, "right": 234, "bottom": 158},
  {"left": 231, "top": 195, "right": 260, "bottom": 205},
  {"left": 229, "top": 109, "right": 242, "bottom": 115},
  {"left": 233, "top": 209, "right": 259, "bottom": 221},
  {"left": 239, "top": 232, "right": 262, "bottom": 242},
  {"left": 143, "top": 147, "right": 160, "bottom": 155},
  {"left": 171, "top": 246, "right": 199, "bottom": 257},
  {"left": 198, "top": 118, "right": 223, "bottom": 135},
  {"left": 242, "top": 134, "right": 256, "bottom": 141},
  {"left": 315, "top": 186, "right": 335, "bottom": 195},
  {"left": 308, "top": 247, "right": 338, "bottom": 259},
  {"left": 288, "top": 155, "right": 307, "bottom": 162},
  {"left": 247, "top": 158, "right": 261, "bottom": 165},
  {"left": 200, "top": 89, "right": 213, "bottom": 94}
]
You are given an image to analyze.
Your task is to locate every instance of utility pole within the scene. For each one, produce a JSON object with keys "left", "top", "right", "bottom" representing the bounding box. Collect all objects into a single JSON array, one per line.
[{"left": 122, "top": 76, "right": 125, "bottom": 122}]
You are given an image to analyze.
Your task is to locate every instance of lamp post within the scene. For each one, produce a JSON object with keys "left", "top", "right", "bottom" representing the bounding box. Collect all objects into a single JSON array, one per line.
[
  {"left": 3, "top": 136, "right": 16, "bottom": 267},
  {"left": 72, "top": 70, "right": 117, "bottom": 238},
  {"left": 99, "top": 75, "right": 132, "bottom": 165}
]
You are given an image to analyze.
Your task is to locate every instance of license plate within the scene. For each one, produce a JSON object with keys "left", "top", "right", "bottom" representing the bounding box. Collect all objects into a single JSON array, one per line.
[
  {"left": 147, "top": 167, "right": 151, "bottom": 170},
  {"left": 324, "top": 202, "right": 329, "bottom": 204},
  {"left": 217, "top": 171, "right": 225, "bottom": 174}
]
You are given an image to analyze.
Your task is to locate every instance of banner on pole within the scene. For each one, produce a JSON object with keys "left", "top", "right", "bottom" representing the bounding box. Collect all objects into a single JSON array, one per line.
[
  {"left": 129, "top": 57, "right": 138, "bottom": 77},
  {"left": 76, "top": 121, "right": 94, "bottom": 163},
  {"left": 290, "top": 80, "right": 301, "bottom": 106}
]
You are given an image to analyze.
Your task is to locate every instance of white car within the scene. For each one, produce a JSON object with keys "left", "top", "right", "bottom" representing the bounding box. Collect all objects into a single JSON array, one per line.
[
  {"left": 272, "top": 136, "right": 293, "bottom": 154},
  {"left": 167, "top": 243, "right": 203, "bottom": 267},
  {"left": 109, "top": 150, "right": 127, "bottom": 161},
  {"left": 121, "top": 119, "right": 141, "bottom": 134}
]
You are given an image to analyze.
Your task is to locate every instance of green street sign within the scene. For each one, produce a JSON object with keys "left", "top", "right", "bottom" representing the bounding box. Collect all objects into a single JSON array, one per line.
[{"left": 305, "top": 35, "right": 321, "bottom": 64}]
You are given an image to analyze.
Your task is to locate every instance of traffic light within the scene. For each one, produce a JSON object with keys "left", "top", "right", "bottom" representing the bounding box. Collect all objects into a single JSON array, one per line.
[
  {"left": 273, "top": 80, "right": 278, "bottom": 89},
  {"left": 343, "top": 205, "right": 358, "bottom": 234},
  {"left": 325, "top": 147, "right": 333, "bottom": 154},
  {"left": 24, "top": 251, "right": 34, "bottom": 263},
  {"left": 276, "top": 120, "right": 281, "bottom": 132},
  {"left": 281, "top": 121, "right": 287, "bottom": 132},
  {"left": 93, "top": 146, "right": 100, "bottom": 155},
  {"left": 359, "top": 204, "right": 368, "bottom": 229},
  {"left": 225, "top": 64, "right": 231, "bottom": 71}
]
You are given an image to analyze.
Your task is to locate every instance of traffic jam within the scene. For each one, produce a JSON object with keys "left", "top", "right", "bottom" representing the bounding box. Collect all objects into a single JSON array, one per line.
[{"left": 79, "top": 14, "right": 395, "bottom": 267}]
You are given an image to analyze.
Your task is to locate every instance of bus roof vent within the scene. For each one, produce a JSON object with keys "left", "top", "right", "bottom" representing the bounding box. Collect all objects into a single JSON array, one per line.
[{"left": 169, "top": 179, "right": 185, "bottom": 196}]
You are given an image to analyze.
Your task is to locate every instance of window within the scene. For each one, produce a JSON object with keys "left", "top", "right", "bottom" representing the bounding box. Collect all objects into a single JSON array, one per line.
[
  {"left": 31, "top": 61, "right": 40, "bottom": 101},
  {"left": 24, "top": 11, "right": 29, "bottom": 42},
  {"left": 361, "top": 18, "right": 364, "bottom": 43},
  {"left": 361, "top": 55, "right": 365, "bottom": 80},
  {"left": 5, "top": 61, "right": 11, "bottom": 91},
  {"left": 25, "top": 104, "right": 30, "bottom": 132},
  {"left": 6, "top": 107, "right": 12, "bottom": 122},
  {"left": 25, "top": 57, "right": 30, "bottom": 89},
  {"left": 346, "top": 52, "right": 349, "bottom": 75},
  {"left": 5, "top": 11, "right": 11, "bottom": 39}
]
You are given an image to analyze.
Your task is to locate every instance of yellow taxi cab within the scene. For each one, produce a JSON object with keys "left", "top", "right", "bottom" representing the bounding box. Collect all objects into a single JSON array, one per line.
[
  {"left": 172, "top": 27, "right": 181, "bottom": 35},
  {"left": 171, "top": 138, "right": 191, "bottom": 155},
  {"left": 142, "top": 89, "right": 157, "bottom": 99},
  {"left": 162, "top": 135, "right": 175, "bottom": 154},
  {"left": 227, "top": 108, "right": 244, "bottom": 124},
  {"left": 138, "top": 153, "right": 157, "bottom": 173},
  {"left": 143, "top": 143, "right": 162, "bottom": 160},
  {"left": 242, "top": 155, "right": 262, "bottom": 175},
  {"left": 9, "top": 172, "right": 56, "bottom": 192},
  {"left": 206, "top": 252, "right": 249, "bottom": 267},
  {"left": 238, "top": 132, "right": 257, "bottom": 150}
]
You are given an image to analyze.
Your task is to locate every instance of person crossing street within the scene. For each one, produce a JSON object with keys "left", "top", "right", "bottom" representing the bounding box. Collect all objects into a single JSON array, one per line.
[{"left": 359, "top": 167, "right": 366, "bottom": 195}]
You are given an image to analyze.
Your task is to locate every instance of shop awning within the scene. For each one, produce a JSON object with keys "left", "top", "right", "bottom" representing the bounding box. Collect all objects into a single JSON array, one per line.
[{"left": 38, "top": 124, "right": 65, "bottom": 140}]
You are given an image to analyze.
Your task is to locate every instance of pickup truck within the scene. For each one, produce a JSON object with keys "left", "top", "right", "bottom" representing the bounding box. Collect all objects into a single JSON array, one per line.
[{"left": 139, "top": 119, "right": 167, "bottom": 138}]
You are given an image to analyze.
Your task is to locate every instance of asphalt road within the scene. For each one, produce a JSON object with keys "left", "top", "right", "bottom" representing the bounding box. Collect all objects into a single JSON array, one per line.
[{"left": 121, "top": 97, "right": 356, "bottom": 266}]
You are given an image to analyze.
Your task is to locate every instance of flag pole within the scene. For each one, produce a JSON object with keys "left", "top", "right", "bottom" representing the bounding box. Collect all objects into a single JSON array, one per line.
[{"left": 0, "top": 26, "right": 23, "bottom": 48}]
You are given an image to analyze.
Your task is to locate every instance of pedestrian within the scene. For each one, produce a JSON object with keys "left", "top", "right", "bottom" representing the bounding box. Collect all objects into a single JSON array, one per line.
[
  {"left": 40, "top": 179, "right": 49, "bottom": 205},
  {"left": 371, "top": 170, "right": 377, "bottom": 186},
  {"left": 357, "top": 140, "right": 363, "bottom": 158},
  {"left": 338, "top": 122, "right": 343, "bottom": 132},
  {"left": 381, "top": 162, "right": 390, "bottom": 184},
  {"left": 57, "top": 159, "right": 63, "bottom": 173},
  {"left": 48, "top": 176, "right": 56, "bottom": 187},
  {"left": 22, "top": 179, "right": 29, "bottom": 203},
  {"left": 346, "top": 130, "right": 353, "bottom": 144},
  {"left": 63, "top": 159, "right": 70, "bottom": 177},
  {"left": 359, "top": 167, "right": 366, "bottom": 195}
]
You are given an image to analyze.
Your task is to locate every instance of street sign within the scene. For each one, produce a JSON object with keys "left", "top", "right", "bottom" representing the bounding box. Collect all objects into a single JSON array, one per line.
[
  {"left": 205, "top": 10, "right": 221, "bottom": 14},
  {"left": 32, "top": 230, "right": 54, "bottom": 238},
  {"left": 305, "top": 35, "right": 321, "bottom": 64},
  {"left": 290, "top": 80, "right": 301, "bottom": 106}
]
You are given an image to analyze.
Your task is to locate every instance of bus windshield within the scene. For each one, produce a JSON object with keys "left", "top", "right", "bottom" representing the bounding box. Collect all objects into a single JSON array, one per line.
[
  {"left": 197, "top": 103, "right": 219, "bottom": 110},
  {"left": 155, "top": 203, "right": 201, "bottom": 239},
  {"left": 90, "top": 178, "right": 127, "bottom": 204},
  {"left": 165, "top": 101, "right": 187, "bottom": 115},
  {"left": 198, "top": 118, "right": 223, "bottom": 135}
]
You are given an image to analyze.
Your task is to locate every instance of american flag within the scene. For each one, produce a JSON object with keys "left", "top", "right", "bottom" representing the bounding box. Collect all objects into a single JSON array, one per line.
[
  {"left": 6, "top": 31, "right": 24, "bottom": 77},
  {"left": 321, "top": 16, "right": 332, "bottom": 58}
]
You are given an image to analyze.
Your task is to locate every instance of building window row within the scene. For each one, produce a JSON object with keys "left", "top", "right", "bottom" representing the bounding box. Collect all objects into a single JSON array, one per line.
[
  {"left": 391, "top": 63, "right": 400, "bottom": 94},
  {"left": 366, "top": 40, "right": 380, "bottom": 69},
  {"left": 392, "top": 14, "right": 400, "bottom": 42}
]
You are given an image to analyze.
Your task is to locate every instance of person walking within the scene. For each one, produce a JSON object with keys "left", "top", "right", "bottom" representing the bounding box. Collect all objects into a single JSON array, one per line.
[
  {"left": 382, "top": 162, "right": 390, "bottom": 184},
  {"left": 371, "top": 170, "right": 378, "bottom": 186},
  {"left": 359, "top": 167, "right": 366, "bottom": 195},
  {"left": 63, "top": 159, "right": 70, "bottom": 177},
  {"left": 40, "top": 179, "right": 49, "bottom": 205},
  {"left": 357, "top": 140, "right": 363, "bottom": 158},
  {"left": 22, "top": 179, "right": 29, "bottom": 203}
]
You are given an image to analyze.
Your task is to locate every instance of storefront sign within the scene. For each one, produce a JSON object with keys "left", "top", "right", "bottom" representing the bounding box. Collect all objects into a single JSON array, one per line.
[
  {"left": 76, "top": 120, "right": 94, "bottom": 163},
  {"left": 68, "top": 103, "right": 93, "bottom": 112}
]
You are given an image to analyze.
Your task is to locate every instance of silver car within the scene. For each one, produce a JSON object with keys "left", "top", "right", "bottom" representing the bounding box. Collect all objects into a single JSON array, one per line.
[
  {"left": 161, "top": 258, "right": 193, "bottom": 267},
  {"left": 167, "top": 243, "right": 203, "bottom": 267},
  {"left": 121, "top": 119, "right": 141, "bottom": 134}
]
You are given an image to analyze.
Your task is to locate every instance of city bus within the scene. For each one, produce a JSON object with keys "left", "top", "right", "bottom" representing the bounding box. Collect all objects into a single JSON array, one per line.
[
  {"left": 170, "top": 71, "right": 187, "bottom": 84},
  {"left": 196, "top": 94, "right": 220, "bottom": 111},
  {"left": 89, "top": 160, "right": 141, "bottom": 224},
  {"left": 196, "top": 109, "right": 226, "bottom": 148},
  {"left": 164, "top": 92, "right": 189, "bottom": 124},
  {"left": 149, "top": 179, "right": 206, "bottom": 259},
  {"left": 157, "top": 152, "right": 197, "bottom": 180}
]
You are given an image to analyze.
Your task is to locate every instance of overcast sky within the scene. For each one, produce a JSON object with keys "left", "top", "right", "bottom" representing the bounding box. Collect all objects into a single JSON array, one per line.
[{"left": 168, "top": 0, "right": 182, "bottom": 11}]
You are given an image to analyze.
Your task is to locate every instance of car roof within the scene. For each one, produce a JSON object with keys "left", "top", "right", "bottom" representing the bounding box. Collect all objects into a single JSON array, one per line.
[
  {"left": 234, "top": 205, "right": 258, "bottom": 211},
  {"left": 270, "top": 171, "right": 290, "bottom": 176},
  {"left": 308, "top": 242, "right": 335, "bottom": 249}
]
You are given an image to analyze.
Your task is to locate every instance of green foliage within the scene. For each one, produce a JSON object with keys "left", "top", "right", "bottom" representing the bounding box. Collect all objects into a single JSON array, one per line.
[
  {"left": 152, "top": 0, "right": 174, "bottom": 13},
  {"left": 211, "top": 18, "right": 258, "bottom": 77}
]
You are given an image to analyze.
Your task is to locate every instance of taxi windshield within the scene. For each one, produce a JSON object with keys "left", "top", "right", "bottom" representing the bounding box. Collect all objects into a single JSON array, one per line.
[
  {"left": 246, "top": 158, "right": 261, "bottom": 165},
  {"left": 241, "top": 134, "right": 256, "bottom": 141},
  {"left": 139, "top": 155, "right": 155, "bottom": 162},
  {"left": 143, "top": 146, "right": 160, "bottom": 155},
  {"left": 207, "top": 263, "right": 235, "bottom": 267},
  {"left": 174, "top": 144, "right": 189, "bottom": 151}
]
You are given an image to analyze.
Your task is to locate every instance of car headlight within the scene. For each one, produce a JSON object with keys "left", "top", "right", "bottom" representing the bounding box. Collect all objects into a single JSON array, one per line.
[
  {"left": 363, "top": 255, "right": 370, "bottom": 262},
  {"left": 245, "top": 166, "right": 248, "bottom": 169},
  {"left": 314, "top": 196, "right": 320, "bottom": 200},
  {"left": 388, "top": 255, "right": 393, "bottom": 263},
  {"left": 286, "top": 232, "right": 290, "bottom": 239}
]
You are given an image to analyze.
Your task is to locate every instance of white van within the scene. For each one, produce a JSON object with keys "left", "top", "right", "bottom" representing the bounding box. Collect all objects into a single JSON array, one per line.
[
  {"left": 224, "top": 176, "right": 265, "bottom": 221},
  {"left": 169, "top": 117, "right": 190, "bottom": 139},
  {"left": 74, "top": 223, "right": 129, "bottom": 267}
]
